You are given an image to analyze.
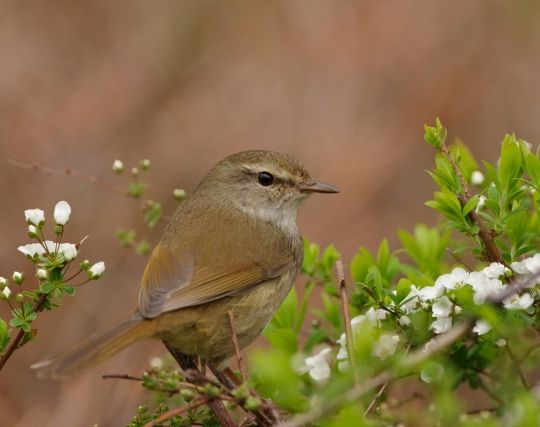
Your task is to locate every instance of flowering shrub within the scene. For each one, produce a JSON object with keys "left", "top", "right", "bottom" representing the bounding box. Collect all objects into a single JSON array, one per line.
[
  {"left": 3, "top": 119, "right": 540, "bottom": 426},
  {"left": 0, "top": 201, "right": 105, "bottom": 369}
]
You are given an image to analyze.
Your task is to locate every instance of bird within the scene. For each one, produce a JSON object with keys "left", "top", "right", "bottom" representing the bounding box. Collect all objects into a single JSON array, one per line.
[{"left": 32, "top": 150, "right": 339, "bottom": 379}]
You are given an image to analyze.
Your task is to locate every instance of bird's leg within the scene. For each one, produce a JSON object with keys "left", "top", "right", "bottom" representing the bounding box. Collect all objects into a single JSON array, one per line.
[{"left": 207, "top": 360, "right": 237, "bottom": 390}]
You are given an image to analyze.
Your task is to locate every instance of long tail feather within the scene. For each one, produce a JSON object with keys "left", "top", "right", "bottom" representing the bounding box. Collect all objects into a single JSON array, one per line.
[{"left": 31, "top": 313, "right": 150, "bottom": 379}]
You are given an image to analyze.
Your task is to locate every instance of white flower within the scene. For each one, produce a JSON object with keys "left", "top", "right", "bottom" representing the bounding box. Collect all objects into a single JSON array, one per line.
[
  {"left": 454, "top": 305, "right": 462, "bottom": 314},
  {"left": 432, "top": 296, "right": 453, "bottom": 318},
  {"left": 350, "top": 308, "right": 386, "bottom": 332},
  {"left": 299, "top": 347, "right": 332, "bottom": 382},
  {"left": 17, "top": 243, "right": 45, "bottom": 258},
  {"left": 435, "top": 267, "right": 468, "bottom": 290},
  {"left": 112, "top": 159, "right": 124, "bottom": 173},
  {"left": 60, "top": 243, "right": 78, "bottom": 261},
  {"left": 89, "top": 261, "right": 105, "bottom": 278},
  {"left": 495, "top": 339, "right": 507, "bottom": 347},
  {"left": 24, "top": 208, "right": 45, "bottom": 225},
  {"left": 420, "top": 362, "right": 445, "bottom": 384},
  {"left": 2, "top": 286, "right": 11, "bottom": 299},
  {"left": 36, "top": 269, "right": 48, "bottom": 280},
  {"left": 398, "top": 315, "right": 411, "bottom": 326},
  {"left": 400, "top": 286, "right": 419, "bottom": 312},
  {"left": 417, "top": 284, "right": 444, "bottom": 301},
  {"left": 473, "top": 319, "right": 491, "bottom": 335},
  {"left": 430, "top": 317, "right": 452, "bottom": 334},
  {"left": 372, "top": 334, "right": 399, "bottom": 359},
  {"left": 365, "top": 307, "right": 387, "bottom": 323},
  {"left": 149, "top": 357, "right": 163, "bottom": 369},
  {"left": 54, "top": 201, "right": 71, "bottom": 225},
  {"left": 503, "top": 293, "right": 535, "bottom": 310},
  {"left": 471, "top": 171, "right": 485, "bottom": 185},
  {"left": 476, "top": 195, "right": 486, "bottom": 212},
  {"left": 483, "top": 262, "right": 506, "bottom": 279},
  {"left": 12, "top": 271, "right": 23, "bottom": 283},
  {"left": 467, "top": 271, "right": 504, "bottom": 304},
  {"left": 511, "top": 254, "right": 540, "bottom": 275}
]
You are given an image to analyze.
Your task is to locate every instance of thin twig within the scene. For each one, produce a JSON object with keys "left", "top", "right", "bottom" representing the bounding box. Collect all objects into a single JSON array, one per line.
[
  {"left": 445, "top": 247, "right": 474, "bottom": 272},
  {"left": 438, "top": 143, "right": 505, "bottom": 265},
  {"left": 336, "top": 259, "right": 360, "bottom": 386},
  {"left": 8, "top": 158, "right": 126, "bottom": 196},
  {"left": 505, "top": 346, "right": 529, "bottom": 389},
  {"left": 102, "top": 373, "right": 142, "bottom": 381},
  {"left": 0, "top": 293, "right": 48, "bottom": 370},
  {"left": 227, "top": 310, "right": 246, "bottom": 383},
  {"left": 143, "top": 396, "right": 212, "bottom": 427},
  {"left": 363, "top": 344, "right": 411, "bottom": 417}
]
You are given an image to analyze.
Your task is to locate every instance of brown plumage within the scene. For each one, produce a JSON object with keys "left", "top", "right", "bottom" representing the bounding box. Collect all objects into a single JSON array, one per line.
[{"left": 32, "top": 150, "right": 338, "bottom": 379}]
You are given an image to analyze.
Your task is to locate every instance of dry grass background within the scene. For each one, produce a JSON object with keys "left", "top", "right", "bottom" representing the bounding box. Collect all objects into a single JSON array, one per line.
[{"left": 1, "top": 1, "right": 540, "bottom": 425}]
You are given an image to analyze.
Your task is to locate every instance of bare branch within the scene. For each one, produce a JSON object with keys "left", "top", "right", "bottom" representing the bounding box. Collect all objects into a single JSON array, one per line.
[
  {"left": 0, "top": 293, "right": 48, "bottom": 370},
  {"left": 227, "top": 310, "right": 246, "bottom": 383},
  {"left": 336, "top": 259, "right": 359, "bottom": 386},
  {"left": 143, "top": 397, "right": 211, "bottom": 427}
]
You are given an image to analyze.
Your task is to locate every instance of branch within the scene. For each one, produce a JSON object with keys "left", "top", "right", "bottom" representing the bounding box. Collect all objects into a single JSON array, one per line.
[
  {"left": 143, "top": 397, "right": 212, "bottom": 427},
  {"left": 8, "top": 158, "right": 126, "bottom": 196},
  {"left": 227, "top": 310, "right": 246, "bottom": 383},
  {"left": 336, "top": 259, "right": 359, "bottom": 386},
  {"left": 438, "top": 143, "right": 505, "bottom": 265},
  {"left": 0, "top": 293, "right": 48, "bottom": 370}
]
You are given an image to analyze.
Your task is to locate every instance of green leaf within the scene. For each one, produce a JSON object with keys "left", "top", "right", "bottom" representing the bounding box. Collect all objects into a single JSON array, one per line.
[
  {"left": 462, "top": 195, "right": 479, "bottom": 216},
  {"left": 302, "top": 239, "right": 319, "bottom": 275},
  {"left": 143, "top": 201, "right": 162, "bottom": 228},
  {"left": 524, "top": 153, "right": 540, "bottom": 191},
  {"left": 0, "top": 318, "right": 10, "bottom": 353},
  {"left": 499, "top": 134, "right": 522, "bottom": 190},
  {"left": 424, "top": 118, "right": 447, "bottom": 150}
]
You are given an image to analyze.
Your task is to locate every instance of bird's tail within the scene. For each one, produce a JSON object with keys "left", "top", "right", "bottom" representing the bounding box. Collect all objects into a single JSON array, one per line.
[{"left": 31, "top": 313, "right": 151, "bottom": 379}]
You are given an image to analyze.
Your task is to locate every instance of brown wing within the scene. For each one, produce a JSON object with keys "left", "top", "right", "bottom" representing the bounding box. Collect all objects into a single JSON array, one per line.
[
  {"left": 138, "top": 243, "right": 195, "bottom": 318},
  {"left": 138, "top": 243, "right": 289, "bottom": 318}
]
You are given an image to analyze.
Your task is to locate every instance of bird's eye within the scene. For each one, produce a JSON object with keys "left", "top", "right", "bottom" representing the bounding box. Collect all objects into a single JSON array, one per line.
[{"left": 257, "top": 171, "right": 274, "bottom": 186}]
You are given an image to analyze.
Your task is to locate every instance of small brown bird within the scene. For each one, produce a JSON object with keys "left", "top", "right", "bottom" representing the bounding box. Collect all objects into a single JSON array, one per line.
[{"left": 33, "top": 150, "right": 338, "bottom": 379}]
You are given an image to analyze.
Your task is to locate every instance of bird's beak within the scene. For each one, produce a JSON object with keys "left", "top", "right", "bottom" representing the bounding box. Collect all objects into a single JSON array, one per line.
[{"left": 300, "top": 180, "right": 340, "bottom": 194}]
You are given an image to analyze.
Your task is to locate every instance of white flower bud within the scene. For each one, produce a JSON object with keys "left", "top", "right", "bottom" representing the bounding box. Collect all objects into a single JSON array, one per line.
[
  {"left": 470, "top": 171, "right": 485, "bottom": 186},
  {"left": 24, "top": 209, "right": 45, "bottom": 226},
  {"left": 36, "top": 268, "right": 48, "bottom": 280},
  {"left": 140, "top": 159, "right": 151, "bottom": 170},
  {"left": 60, "top": 243, "right": 78, "bottom": 262},
  {"left": 149, "top": 357, "right": 163, "bottom": 369},
  {"left": 0, "top": 277, "right": 7, "bottom": 287},
  {"left": 1, "top": 286, "right": 11, "bottom": 299},
  {"left": 112, "top": 159, "right": 124, "bottom": 173},
  {"left": 54, "top": 201, "right": 71, "bottom": 226},
  {"left": 89, "top": 261, "right": 105, "bottom": 279},
  {"left": 28, "top": 224, "right": 38, "bottom": 237},
  {"left": 12, "top": 271, "right": 24, "bottom": 284},
  {"left": 173, "top": 188, "right": 186, "bottom": 201},
  {"left": 495, "top": 338, "right": 507, "bottom": 347}
]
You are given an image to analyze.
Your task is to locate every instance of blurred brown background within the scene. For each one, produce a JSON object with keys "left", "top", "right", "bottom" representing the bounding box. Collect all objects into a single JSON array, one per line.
[{"left": 1, "top": 1, "right": 540, "bottom": 425}]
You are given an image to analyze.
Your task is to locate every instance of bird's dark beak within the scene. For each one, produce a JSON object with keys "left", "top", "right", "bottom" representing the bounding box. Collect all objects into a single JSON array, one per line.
[{"left": 300, "top": 180, "right": 340, "bottom": 194}]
